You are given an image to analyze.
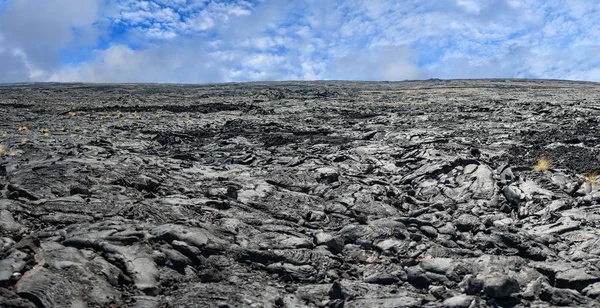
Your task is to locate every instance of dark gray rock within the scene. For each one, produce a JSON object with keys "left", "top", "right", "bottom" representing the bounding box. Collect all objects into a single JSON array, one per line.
[
  {"left": 347, "top": 296, "right": 422, "bottom": 308},
  {"left": 465, "top": 276, "right": 484, "bottom": 295},
  {"left": 582, "top": 282, "right": 600, "bottom": 298},
  {"left": 16, "top": 267, "right": 76, "bottom": 307},
  {"left": 0, "top": 237, "right": 16, "bottom": 253},
  {"left": 520, "top": 278, "right": 542, "bottom": 300},
  {"left": 420, "top": 225, "right": 438, "bottom": 238},
  {"left": 266, "top": 263, "right": 316, "bottom": 282},
  {"left": 325, "top": 236, "right": 345, "bottom": 254},
  {"left": 437, "top": 223, "right": 457, "bottom": 236},
  {"left": 469, "top": 165, "right": 496, "bottom": 200},
  {"left": 555, "top": 268, "right": 600, "bottom": 292},
  {"left": 455, "top": 214, "right": 480, "bottom": 232},
  {"left": 150, "top": 224, "right": 209, "bottom": 248},
  {"left": 419, "top": 258, "right": 456, "bottom": 276},
  {"left": 0, "top": 287, "right": 36, "bottom": 308},
  {"left": 0, "top": 249, "right": 28, "bottom": 283},
  {"left": 429, "top": 285, "right": 456, "bottom": 300},
  {"left": 406, "top": 266, "right": 431, "bottom": 289},
  {"left": 7, "top": 184, "right": 40, "bottom": 200},
  {"left": 363, "top": 273, "right": 399, "bottom": 285},
  {"left": 502, "top": 184, "right": 524, "bottom": 207},
  {"left": 0, "top": 209, "right": 23, "bottom": 233},
  {"left": 70, "top": 186, "right": 90, "bottom": 196},
  {"left": 329, "top": 280, "right": 352, "bottom": 300},
  {"left": 133, "top": 296, "right": 160, "bottom": 308},
  {"left": 442, "top": 294, "right": 475, "bottom": 308},
  {"left": 540, "top": 283, "right": 588, "bottom": 306},
  {"left": 483, "top": 273, "right": 520, "bottom": 298}
]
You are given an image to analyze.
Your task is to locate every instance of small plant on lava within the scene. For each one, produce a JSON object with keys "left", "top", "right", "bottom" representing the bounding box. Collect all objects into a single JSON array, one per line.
[
  {"left": 585, "top": 171, "right": 598, "bottom": 185},
  {"left": 535, "top": 156, "right": 551, "bottom": 172}
]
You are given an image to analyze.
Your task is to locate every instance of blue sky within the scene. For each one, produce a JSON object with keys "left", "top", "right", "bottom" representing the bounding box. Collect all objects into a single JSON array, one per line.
[{"left": 0, "top": 0, "right": 600, "bottom": 83}]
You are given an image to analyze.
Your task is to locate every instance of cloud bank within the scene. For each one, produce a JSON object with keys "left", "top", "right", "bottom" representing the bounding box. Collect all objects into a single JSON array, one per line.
[{"left": 0, "top": 0, "right": 599, "bottom": 83}]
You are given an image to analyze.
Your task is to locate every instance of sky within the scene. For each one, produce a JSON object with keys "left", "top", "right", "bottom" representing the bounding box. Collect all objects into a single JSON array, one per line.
[{"left": 0, "top": 0, "right": 600, "bottom": 83}]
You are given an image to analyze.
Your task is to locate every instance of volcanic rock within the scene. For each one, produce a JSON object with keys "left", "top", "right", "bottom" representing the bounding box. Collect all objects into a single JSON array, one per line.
[{"left": 0, "top": 80, "right": 600, "bottom": 307}]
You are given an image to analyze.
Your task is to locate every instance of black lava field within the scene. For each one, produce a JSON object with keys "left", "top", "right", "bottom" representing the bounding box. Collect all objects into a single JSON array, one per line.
[{"left": 2, "top": 79, "right": 600, "bottom": 307}]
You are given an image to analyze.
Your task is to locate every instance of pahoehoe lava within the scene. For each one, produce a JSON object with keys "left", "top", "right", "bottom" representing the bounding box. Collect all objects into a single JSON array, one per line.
[{"left": 1, "top": 79, "right": 600, "bottom": 307}]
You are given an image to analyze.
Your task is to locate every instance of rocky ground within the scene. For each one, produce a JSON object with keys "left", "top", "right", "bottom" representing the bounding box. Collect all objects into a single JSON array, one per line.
[{"left": 1, "top": 79, "right": 600, "bottom": 307}]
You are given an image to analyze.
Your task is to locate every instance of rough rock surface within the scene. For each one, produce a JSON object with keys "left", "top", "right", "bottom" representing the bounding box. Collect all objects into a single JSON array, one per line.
[{"left": 1, "top": 79, "right": 600, "bottom": 307}]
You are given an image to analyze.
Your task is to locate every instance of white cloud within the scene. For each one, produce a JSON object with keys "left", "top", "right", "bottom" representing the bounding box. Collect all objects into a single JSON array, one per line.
[
  {"left": 1, "top": 0, "right": 600, "bottom": 83},
  {"left": 0, "top": 0, "right": 105, "bottom": 78},
  {"left": 0, "top": 50, "right": 33, "bottom": 83},
  {"left": 49, "top": 43, "right": 219, "bottom": 83},
  {"left": 327, "top": 45, "right": 423, "bottom": 81}
]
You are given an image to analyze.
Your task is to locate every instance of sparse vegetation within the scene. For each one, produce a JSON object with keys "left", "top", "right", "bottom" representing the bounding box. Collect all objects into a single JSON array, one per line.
[
  {"left": 0, "top": 144, "right": 5, "bottom": 156},
  {"left": 18, "top": 126, "right": 29, "bottom": 131},
  {"left": 585, "top": 171, "right": 598, "bottom": 184},
  {"left": 535, "top": 156, "right": 551, "bottom": 172}
]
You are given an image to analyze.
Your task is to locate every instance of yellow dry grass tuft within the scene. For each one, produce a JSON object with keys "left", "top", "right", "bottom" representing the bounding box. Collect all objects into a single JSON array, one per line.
[
  {"left": 20, "top": 138, "right": 27, "bottom": 145},
  {"left": 18, "top": 126, "right": 28, "bottom": 131},
  {"left": 585, "top": 171, "right": 598, "bottom": 185},
  {"left": 0, "top": 144, "right": 5, "bottom": 156},
  {"left": 68, "top": 111, "right": 77, "bottom": 116},
  {"left": 41, "top": 128, "right": 50, "bottom": 136},
  {"left": 155, "top": 114, "right": 161, "bottom": 119},
  {"left": 535, "top": 156, "right": 551, "bottom": 172}
]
